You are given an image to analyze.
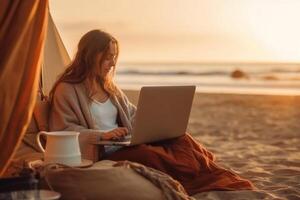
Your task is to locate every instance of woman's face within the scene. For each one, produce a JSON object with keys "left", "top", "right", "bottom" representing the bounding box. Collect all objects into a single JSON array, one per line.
[{"left": 94, "top": 41, "right": 117, "bottom": 79}]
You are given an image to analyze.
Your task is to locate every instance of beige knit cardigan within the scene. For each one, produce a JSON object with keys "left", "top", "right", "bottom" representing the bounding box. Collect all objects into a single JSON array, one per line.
[{"left": 49, "top": 82, "right": 136, "bottom": 160}]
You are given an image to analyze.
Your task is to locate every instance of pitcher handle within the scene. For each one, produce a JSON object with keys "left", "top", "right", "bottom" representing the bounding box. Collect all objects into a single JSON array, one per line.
[{"left": 36, "top": 131, "right": 47, "bottom": 152}]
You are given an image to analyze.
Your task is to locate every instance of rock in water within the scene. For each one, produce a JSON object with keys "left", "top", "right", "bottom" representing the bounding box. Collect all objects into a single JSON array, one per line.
[{"left": 231, "top": 69, "right": 249, "bottom": 79}]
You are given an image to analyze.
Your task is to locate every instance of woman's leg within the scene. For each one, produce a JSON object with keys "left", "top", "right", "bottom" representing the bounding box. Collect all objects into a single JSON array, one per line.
[{"left": 106, "top": 133, "right": 255, "bottom": 195}]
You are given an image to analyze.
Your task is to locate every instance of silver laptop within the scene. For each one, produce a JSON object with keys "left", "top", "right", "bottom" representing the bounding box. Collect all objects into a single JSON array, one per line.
[{"left": 94, "top": 85, "right": 196, "bottom": 146}]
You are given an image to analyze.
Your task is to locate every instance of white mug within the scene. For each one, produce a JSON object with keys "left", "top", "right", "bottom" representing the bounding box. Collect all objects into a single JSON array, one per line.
[{"left": 36, "top": 131, "right": 81, "bottom": 166}]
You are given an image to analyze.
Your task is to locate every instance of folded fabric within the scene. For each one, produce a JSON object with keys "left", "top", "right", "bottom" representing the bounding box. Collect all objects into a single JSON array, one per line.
[{"left": 114, "top": 160, "right": 193, "bottom": 200}]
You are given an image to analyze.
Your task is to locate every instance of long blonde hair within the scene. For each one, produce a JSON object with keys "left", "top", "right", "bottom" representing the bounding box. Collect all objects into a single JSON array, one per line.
[{"left": 49, "top": 30, "right": 120, "bottom": 100}]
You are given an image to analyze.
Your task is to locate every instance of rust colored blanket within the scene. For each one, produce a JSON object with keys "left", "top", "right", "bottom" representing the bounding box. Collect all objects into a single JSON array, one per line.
[{"left": 106, "top": 134, "right": 255, "bottom": 195}]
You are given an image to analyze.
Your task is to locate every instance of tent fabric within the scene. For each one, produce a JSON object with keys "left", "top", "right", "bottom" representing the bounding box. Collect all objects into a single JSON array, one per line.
[
  {"left": 0, "top": 0, "right": 48, "bottom": 176},
  {"left": 42, "top": 13, "right": 70, "bottom": 96},
  {"left": 106, "top": 134, "right": 255, "bottom": 195}
]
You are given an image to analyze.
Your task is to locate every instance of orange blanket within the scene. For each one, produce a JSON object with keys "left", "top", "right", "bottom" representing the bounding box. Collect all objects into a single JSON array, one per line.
[{"left": 106, "top": 134, "right": 255, "bottom": 195}]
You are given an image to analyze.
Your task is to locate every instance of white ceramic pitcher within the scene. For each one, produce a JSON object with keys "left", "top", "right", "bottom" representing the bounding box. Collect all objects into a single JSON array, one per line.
[{"left": 36, "top": 131, "right": 82, "bottom": 166}]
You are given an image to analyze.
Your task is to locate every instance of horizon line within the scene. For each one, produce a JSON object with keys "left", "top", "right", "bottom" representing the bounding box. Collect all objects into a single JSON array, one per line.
[{"left": 118, "top": 61, "right": 300, "bottom": 66}]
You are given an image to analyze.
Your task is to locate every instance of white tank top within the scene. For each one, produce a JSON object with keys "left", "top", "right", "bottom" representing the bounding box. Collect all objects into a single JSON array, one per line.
[{"left": 90, "top": 98, "right": 118, "bottom": 131}]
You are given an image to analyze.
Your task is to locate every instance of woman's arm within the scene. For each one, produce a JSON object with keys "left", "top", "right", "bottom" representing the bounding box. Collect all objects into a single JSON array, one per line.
[
  {"left": 49, "top": 83, "right": 106, "bottom": 161},
  {"left": 49, "top": 83, "right": 103, "bottom": 137}
]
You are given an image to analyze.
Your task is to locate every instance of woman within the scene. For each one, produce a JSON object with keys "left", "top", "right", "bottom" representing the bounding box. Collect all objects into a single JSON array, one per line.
[{"left": 49, "top": 30, "right": 254, "bottom": 195}]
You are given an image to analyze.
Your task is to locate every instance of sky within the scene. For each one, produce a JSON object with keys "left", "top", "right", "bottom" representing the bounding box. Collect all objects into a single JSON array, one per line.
[{"left": 50, "top": 0, "right": 300, "bottom": 63}]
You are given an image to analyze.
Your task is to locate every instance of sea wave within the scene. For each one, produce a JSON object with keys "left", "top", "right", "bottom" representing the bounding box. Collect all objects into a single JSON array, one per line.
[
  {"left": 116, "top": 63, "right": 300, "bottom": 80},
  {"left": 115, "top": 63, "right": 300, "bottom": 95},
  {"left": 117, "top": 70, "right": 228, "bottom": 76}
]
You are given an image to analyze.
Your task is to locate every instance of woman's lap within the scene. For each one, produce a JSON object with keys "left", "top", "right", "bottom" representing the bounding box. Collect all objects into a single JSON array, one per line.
[{"left": 105, "top": 134, "right": 255, "bottom": 195}]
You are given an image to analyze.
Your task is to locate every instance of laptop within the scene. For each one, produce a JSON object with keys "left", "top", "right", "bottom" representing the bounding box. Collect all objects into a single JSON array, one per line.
[{"left": 94, "top": 85, "right": 196, "bottom": 146}]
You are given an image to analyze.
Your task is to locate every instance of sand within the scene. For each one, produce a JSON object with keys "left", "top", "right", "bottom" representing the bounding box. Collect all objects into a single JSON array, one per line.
[{"left": 125, "top": 90, "right": 300, "bottom": 200}]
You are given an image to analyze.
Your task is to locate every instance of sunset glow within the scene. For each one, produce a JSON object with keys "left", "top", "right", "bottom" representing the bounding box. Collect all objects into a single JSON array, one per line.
[{"left": 50, "top": 0, "right": 300, "bottom": 63}]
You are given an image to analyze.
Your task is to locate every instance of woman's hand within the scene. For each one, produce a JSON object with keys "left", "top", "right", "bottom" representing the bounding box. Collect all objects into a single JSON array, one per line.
[{"left": 101, "top": 127, "right": 128, "bottom": 141}]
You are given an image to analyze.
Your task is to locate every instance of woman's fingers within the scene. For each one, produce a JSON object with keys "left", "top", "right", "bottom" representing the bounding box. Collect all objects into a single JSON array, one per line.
[
  {"left": 111, "top": 129, "right": 122, "bottom": 137},
  {"left": 107, "top": 130, "right": 122, "bottom": 140},
  {"left": 101, "top": 127, "right": 129, "bottom": 140},
  {"left": 113, "top": 128, "right": 128, "bottom": 137},
  {"left": 102, "top": 131, "right": 119, "bottom": 140},
  {"left": 121, "top": 127, "right": 129, "bottom": 135},
  {"left": 117, "top": 127, "right": 128, "bottom": 136}
]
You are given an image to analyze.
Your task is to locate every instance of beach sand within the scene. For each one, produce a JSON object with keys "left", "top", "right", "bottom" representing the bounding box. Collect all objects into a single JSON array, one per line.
[{"left": 124, "top": 90, "right": 300, "bottom": 200}]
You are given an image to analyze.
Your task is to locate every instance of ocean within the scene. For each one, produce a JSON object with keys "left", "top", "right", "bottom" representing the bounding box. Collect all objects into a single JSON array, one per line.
[{"left": 115, "top": 63, "right": 300, "bottom": 95}]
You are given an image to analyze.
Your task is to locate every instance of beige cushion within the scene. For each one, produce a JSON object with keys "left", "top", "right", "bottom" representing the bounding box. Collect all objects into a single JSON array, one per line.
[{"left": 42, "top": 160, "right": 165, "bottom": 200}]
